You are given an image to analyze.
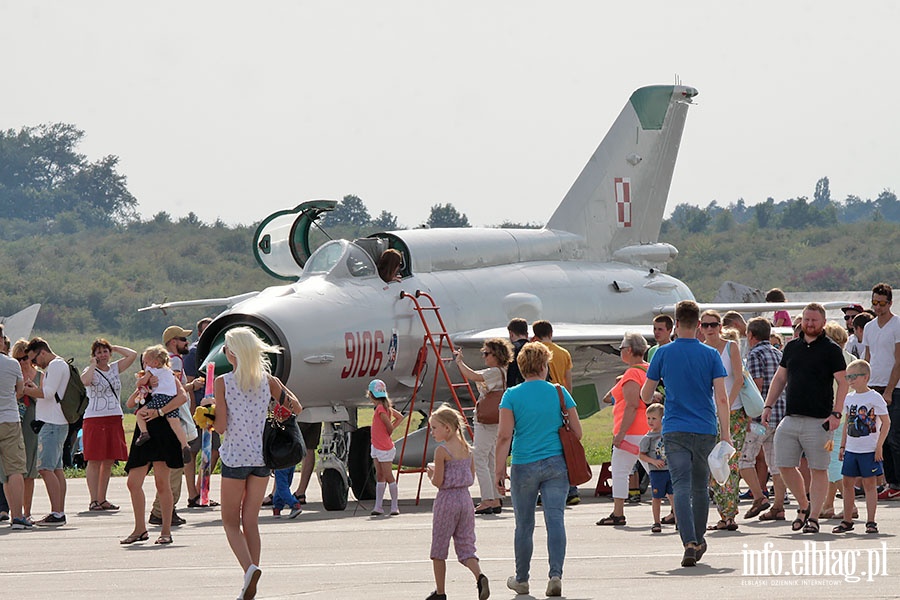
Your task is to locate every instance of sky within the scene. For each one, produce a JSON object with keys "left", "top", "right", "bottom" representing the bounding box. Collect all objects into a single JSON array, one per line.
[{"left": 4, "top": 1, "right": 899, "bottom": 229}]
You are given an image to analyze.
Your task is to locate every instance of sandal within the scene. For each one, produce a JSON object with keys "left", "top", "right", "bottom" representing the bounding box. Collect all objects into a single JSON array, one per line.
[
  {"left": 596, "top": 513, "right": 626, "bottom": 526},
  {"left": 660, "top": 512, "right": 676, "bottom": 525},
  {"left": 651, "top": 522, "right": 662, "bottom": 533},
  {"left": 294, "top": 493, "right": 307, "bottom": 504},
  {"left": 261, "top": 494, "right": 273, "bottom": 507},
  {"left": 119, "top": 531, "right": 149, "bottom": 545},
  {"left": 759, "top": 508, "right": 786, "bottom": 521},
  {"left": 99, "top": 501, "right": 119, "bottom": 511},
  {"left": 154, "top": 535, "right": 173, "bottom": 545},
  {"left": 866, "top": 521, "right": 879, "bottom": 534},
  {"left": 819, "top": 508, "right": 836, "bottom": 519},
  {"left": 791, "top": 508, "right": 809, "bottom": 531},
  {"left": 744, "top": 499, "right": 771, "bottom": 519},
  {"left": 832, "top": 520, "right": 854, "bottom": 533},
  {"left": 89, "top": 501, "right": 104, "bottom": 512},
  {"left": 802, "top": 518, "right": 819, "bottom": 534},
  {"left": 707, "top": 519, "right": 728, "bottom": 531},
  {"left": 725, "top": 518, "right": 739, "bottom": 531}
]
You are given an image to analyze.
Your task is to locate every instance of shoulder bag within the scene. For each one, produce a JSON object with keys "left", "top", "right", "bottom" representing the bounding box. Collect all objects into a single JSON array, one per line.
[
  {"left": 556, "top": 384, "right": 592, "bottom": 486},
  {"left": 262, "top": 388, "right": 306, "bottom": 470},
  {"left": 738, "top": 370, "right": 765, "bottom": 418},
  {"left": 475, "top": 368, "right": 506, "bottom": 425}
]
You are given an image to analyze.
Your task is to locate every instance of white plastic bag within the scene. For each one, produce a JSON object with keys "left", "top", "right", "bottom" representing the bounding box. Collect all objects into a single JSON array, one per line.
[{"left": 708, "top": 441, "right": 736, "bottom": 485}]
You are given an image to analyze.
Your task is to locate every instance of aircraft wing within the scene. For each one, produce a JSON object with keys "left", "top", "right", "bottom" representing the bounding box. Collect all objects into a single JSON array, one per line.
[
  {"left": 452, "top": 323, "right": 650, "bottom": 347},
  {"left": 0, "top": 304, "right": 41, "bottom": 343},
  {"left": 138, "top": 292, "right": 260, "bottom": 313},
  {"left": 653, "top": 301, "right": 853, "bottom": 314}
]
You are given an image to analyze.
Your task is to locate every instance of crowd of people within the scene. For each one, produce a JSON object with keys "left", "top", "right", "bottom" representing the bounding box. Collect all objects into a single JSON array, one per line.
[{"left": 3, "top": 283, "right": 899, "bottom": 597}]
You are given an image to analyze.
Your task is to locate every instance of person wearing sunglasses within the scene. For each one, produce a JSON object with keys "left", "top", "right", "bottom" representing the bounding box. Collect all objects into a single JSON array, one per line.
[
  {"left": 862, "top": 283, "right": 900, "bottom": 501},
  {"left": 455, "top": 337, "right": 514, "bottom": 515}
]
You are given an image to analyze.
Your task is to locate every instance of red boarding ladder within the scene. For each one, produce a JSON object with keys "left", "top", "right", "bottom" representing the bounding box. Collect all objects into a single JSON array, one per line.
[{"left": 396, "top": 290, "right": 476, "bottom": 504}]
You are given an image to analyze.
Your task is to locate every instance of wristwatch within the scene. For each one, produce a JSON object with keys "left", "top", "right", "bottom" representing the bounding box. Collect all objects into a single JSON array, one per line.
[
  {"left": 830, "top": 411, "right": 841, "bottom": 419},
  {"left": 158, "top": 408, "right": 164, "bottom": 417}
]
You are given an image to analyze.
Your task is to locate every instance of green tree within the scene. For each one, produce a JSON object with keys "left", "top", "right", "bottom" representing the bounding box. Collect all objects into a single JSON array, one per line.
[
  {"left": 325, "top": 195, "right": 371, "bottom": 228},
  {"left": 0, "top": 123, "right": 137, "bottom": 225},
  {"left": 371, "top": 210, "right": 398, "bottom": 230},
  {"left": 427, "top": 203, "right": 470, "bottom": 228},
  {"left": 813, "top": 176, "right": 831, "bottom": 207},
  {"left": 754, "top": 198, "right": 776, "bottom": 228}
]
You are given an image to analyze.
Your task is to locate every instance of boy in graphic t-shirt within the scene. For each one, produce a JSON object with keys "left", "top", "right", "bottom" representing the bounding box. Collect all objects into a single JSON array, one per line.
[{"left": 834, "top": 359, "right": 891, "bottom": 534}]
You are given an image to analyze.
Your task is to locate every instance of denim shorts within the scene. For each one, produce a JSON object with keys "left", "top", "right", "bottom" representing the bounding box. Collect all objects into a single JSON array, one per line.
[
  {"left": 221, "top": 463, "right": 271, "bottom": 480},
  {"left": 37, "top": 423, "right": 69, "bottom": 471},
  {"left": 841, "top": 451, "right": 883, "bottom": 479}
]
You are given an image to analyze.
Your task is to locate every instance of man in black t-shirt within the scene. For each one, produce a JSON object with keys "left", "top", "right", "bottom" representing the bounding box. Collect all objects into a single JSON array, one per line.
[
  {"left": 506, "top": 318, "right": 528, "bottom": 388},
  {"left": 763, "top": 303, "right": 848, "bottom": 534}
]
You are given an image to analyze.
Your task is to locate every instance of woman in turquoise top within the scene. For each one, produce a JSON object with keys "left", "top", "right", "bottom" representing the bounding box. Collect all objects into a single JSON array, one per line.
[{"left": 495, "top": 342, "right": 581, "bottom": 598}]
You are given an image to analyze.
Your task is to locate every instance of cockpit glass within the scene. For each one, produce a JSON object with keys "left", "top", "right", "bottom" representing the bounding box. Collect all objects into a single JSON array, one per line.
[
  {"left": 303, "top": 241, "right": 345, "bottom": 274},
  {"left": 346, "top": 244, "right": 376, "bottom": 278}
]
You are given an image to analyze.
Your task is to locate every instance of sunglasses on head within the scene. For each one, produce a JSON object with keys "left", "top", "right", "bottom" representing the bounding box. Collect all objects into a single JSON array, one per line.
[{"left": 700, "top": 322, "right": 720, "bottom": 328}]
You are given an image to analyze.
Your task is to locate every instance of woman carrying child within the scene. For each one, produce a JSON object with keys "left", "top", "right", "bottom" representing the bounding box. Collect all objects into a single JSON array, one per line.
[{"left": 425, "top": 404, "right": 490, "bottom": 600}]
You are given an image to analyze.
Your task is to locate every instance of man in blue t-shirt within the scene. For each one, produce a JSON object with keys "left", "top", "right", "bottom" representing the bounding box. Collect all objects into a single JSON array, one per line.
[{"left": 641, "top": 300, "right": 729, "bottom": 568}]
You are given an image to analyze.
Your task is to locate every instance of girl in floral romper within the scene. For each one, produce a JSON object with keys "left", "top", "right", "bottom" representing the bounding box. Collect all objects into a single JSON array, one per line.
[{"left": 425, "top": 405, "right": 490, "bottom": 600}]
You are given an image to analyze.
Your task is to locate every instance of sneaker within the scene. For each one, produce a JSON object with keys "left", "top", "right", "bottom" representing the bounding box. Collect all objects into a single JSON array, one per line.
[
  {"left": 681, "top": 545, "right": 697, "bottom": 567},
  {"left": 35, "top": 514, "right": 66, "bottom": 527},
  {"left": 241, "top": 564, "right": 261, "bottom": 600},
  {"left": 424, "top": 592, "right": 447, "bottom": 600},
  {"left": 738, "top": 489, "right": 754, "bottom": 501},
  {"left": 272, "top": 508, "right": 282, "bottom": 518},
  {"left": 288, "top": 504, "right": 303, "bottom": 519},
  {"left": 626, "top": 494, "right": 641, "bottom": 505},
  {"left": 371, "top": 508, "right": 384, "bottom": 516},
  {"left": 10, "top": 517, "right": 33, "bottom": 530},
  {"left": 566, "top": 495, "right": 581, "bottom": 506},
  {"left": 877, "top": 487, "right": 900, "bottom": 500},
  {"left": 171, "top": 511, "right": 186, "bottom": 526},
  {"left": 152, "top": 512, "right": 186, "bottom": 526},
  {"left": 506, "top": 576, "right": 529, "bottom": 595},
  {"left": 546, "top": 576, "right": 562, "bottom": 596},
  {"left": 148, "top": 512, "right": 162, "bottom": 525},
  {"left": 477, "top": 573, "right": 490, "bottom": 600}
]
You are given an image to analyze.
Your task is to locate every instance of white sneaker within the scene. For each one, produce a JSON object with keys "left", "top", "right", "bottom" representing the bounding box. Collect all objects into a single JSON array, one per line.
[
  {"left": 241, "top": 564, "right": 261, "bottom": 599},
  {"left": 506, "top": 576, "right": 529, "bottom": 595},
  {"left": 546, "top": 576, "right": 562, "bottom": 596}
]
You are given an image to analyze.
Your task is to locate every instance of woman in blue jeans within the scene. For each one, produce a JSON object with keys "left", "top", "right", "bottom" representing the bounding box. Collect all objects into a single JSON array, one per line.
[{"left": 495, "top": 342, "right": 581, "bottom": 598}]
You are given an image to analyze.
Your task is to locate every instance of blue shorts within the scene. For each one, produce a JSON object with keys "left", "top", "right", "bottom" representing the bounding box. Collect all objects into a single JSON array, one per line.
[
  {"left": 221, "top": 463, "right": 271, "bottom": 480},
  {"left": 841, "top": 451, "right": 883, "bottom": 479},
  {"left": 37, "top": 423, "right": 69, "bottom": 471},
  {"left": 649, "top": 469, "right": 673, "bottom": 499}
]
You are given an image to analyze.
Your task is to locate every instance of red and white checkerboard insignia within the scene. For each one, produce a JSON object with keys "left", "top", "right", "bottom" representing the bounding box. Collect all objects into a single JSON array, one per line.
[{"left": 615, "top": 177, "right": 631, "bottom": 228}]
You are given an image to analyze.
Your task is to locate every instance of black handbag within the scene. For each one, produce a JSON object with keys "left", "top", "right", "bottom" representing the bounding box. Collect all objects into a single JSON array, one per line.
[{"left": 262, "top": 389, "right": 306, "bottom": 470}]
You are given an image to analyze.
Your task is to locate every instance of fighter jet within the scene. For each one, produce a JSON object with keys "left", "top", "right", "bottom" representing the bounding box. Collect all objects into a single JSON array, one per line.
[{"left": 143, "top": 84, "right": 811, "bottom": 509}]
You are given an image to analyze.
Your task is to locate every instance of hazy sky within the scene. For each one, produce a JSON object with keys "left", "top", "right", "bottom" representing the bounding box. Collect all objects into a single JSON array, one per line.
[{"left": 4, "top": 1, "right": 899, "bottom": 229}]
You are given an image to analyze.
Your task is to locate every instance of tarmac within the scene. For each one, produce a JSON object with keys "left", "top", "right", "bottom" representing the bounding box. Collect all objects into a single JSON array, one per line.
[{"left": 2, "top": 469, "right": 900, "bottom": 600}]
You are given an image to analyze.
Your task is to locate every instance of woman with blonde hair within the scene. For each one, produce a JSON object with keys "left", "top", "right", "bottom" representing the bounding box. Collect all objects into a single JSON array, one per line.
[
  {"left": 495, "top": 342, "right": 581, "bottom": 597},
  {"left": 700, "top": 311, "right": 759, "bottom": 530},
  {"left": 455, "top": 337, "right": 514, "bottom": 515},
  {"left": 10, "top": 339, "right": 42, "bottom": 522},
  {"left": 216, "top": 327, "right": 302, "bottom": 600}
]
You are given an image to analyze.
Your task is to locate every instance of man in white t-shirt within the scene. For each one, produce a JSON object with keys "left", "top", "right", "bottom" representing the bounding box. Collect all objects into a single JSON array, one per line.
[
  {"left": 863, "top": 283, "right": 900, "bottom": 500},
  {"left": 0, "top": 340, "right": 28, "bottom": 528},
  {"left": 24, "top": 338, "right": 70, "bottom": 527}
]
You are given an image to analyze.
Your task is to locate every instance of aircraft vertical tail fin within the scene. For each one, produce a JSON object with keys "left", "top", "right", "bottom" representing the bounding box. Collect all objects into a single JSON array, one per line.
[
  {"left": 546, "top": 85, "right": 697, "bottom": 262},
  {"left": 0, "top": 304, "right": 41, "bottom": 343}
]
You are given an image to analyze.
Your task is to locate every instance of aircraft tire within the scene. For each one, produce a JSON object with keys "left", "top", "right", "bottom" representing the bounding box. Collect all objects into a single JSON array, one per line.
[
  {"left": 349, "top": 426, "right": 376, "bottom": 500},
  {"left": 321, "top": 468, "right": 349, "bottom": 511}
]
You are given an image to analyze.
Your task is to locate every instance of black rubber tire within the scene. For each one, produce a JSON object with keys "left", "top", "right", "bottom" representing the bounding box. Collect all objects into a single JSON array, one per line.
[
  {"left": 349, "top": 426, "right": 376, "bottom": 500},
  {"left": 321, "top": 468, "right": 348, "bottom": 511}
]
